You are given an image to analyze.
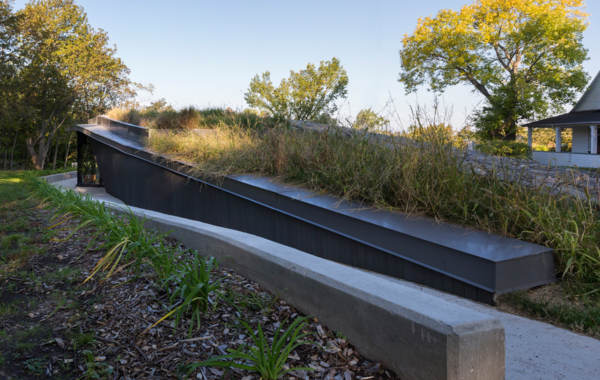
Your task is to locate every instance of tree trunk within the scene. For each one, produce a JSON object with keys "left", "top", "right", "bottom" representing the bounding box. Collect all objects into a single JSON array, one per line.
[
  {"left": 502, "top": 116, "right": 518, "bottom": 141},
  {"left": 9, "top": 134, "right": 17, "bottom": 169},
  {"left": 63, "top": 132, "right": 72, "bottom": 168},
  {"left": 26, "top": 136, "right": 51, "bottom": 170},
  {"left": 52, "top": 135, "right": 59, "bottom": 170}
]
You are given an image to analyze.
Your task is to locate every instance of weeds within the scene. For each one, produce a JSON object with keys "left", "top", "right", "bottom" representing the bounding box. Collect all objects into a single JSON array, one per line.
[
  {"left": 34, "top": 179, "right": 221, "bottom": 331},
  {"left": 189, "top": 316, "right": 312, "bottom": 380},
  {"left": 151, "top": 256, "right": 220, "bottom": 333},
  {"left": 148, "top": 122, "right": 600, "bottom": 291},
  {"left": 107, "top": 106, "right": 279, "bottom": 131},
  {"left": 23, "top": 357, "right": 46, "bottom": 376}
]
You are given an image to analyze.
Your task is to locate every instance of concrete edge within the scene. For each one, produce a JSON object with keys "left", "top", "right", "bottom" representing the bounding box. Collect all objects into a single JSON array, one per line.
[
  {"left": 42, "top": 171, "right": 77, "bottom": 184},
  {"left": 44, "top": 176, "right": 505, "bottom": 380}
]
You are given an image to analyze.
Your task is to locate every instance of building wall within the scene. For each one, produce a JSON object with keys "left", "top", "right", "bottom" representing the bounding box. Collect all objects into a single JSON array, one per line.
[
  {"left": 532, "top": 151, "right": 600, "bottom": 168},
  {"left": 572, "top": 72, "right": 600, "bottom": 112},
  {"left": 571, "top": 127, "right": 590, "bottom": 153}
]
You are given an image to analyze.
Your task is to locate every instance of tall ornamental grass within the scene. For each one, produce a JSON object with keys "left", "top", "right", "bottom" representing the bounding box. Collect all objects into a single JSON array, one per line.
[{"left": 148, "top": 124, "right": 600, "bottom": 287}]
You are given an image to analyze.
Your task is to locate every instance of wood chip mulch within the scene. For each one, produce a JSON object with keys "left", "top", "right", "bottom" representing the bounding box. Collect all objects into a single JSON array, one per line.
[{"left": 0, "top": 201, "right": 400, "bottom": 379}]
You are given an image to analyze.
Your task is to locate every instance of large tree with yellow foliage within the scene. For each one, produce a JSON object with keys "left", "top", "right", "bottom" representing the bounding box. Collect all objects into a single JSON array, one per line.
[{"left": 399, "top": 0, "right": 589, "bottom": 140}]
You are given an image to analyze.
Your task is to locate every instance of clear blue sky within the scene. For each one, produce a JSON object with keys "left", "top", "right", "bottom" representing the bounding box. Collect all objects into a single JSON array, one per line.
[{"left": 13, "top": 0, "right": 600, "bottom": 129}]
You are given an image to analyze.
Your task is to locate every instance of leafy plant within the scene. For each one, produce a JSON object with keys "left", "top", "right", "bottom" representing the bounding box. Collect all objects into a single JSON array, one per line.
[
  {"left": 37, "top": 182, "right": 172, "bottom": 284},
  {"left": 150, "top": 256, "right": 220, "bottom": 333},
  {"left": 476, "top": 140, "right": 531, "bottom": 158},
  {"left": 189, "top": 316, "right": 312, "bottom": 379},
  {"left": 23, "top": 357, "right": 45, "bottom": 376},
  {"left": 399, "top": 0, "right": 589, "bottom": 139},
  {"left": 245, "top": 58, "right": 348, "bottom": 121},
  {"left": 148, "top": 120, "right": 600, "bottom": 290}
]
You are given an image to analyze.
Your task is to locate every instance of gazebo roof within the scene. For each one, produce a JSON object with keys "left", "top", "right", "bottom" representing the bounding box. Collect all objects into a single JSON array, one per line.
[{"left": 525, "top": 71, "right": 600, "bottom": 127}]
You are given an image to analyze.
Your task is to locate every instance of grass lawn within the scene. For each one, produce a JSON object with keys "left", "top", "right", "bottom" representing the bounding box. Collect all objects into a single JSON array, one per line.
[{"left": 0, "top": 170, "right": 397, "bottom": 379}]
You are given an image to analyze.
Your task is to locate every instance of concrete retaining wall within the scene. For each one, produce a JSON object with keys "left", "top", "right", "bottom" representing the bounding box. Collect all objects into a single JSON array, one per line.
[
  {"left": 113, "top": 207, "right": 505, "bottom": 379},
  {"left": 44, "top": 173, "right": 505, "bottom": 379},
  {"left": 144, "top": 210, "right": 505, "bottom": 380}
]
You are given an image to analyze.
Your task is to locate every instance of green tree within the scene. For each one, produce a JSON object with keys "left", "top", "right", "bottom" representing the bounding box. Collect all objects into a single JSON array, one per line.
[
  {"left": 399, "top": 0, "right": 589, "bottom": 140},
  {"left": 245, "top": 57, "right": 349, "bottom": 121},
  {"left": 0, "top": 0, "right": 21, "bottom": 168},
  {"left": 352, "top": 108, "right": 389, "bottom": 132},
  {"left": 4, "top": 0, "right": 134, "bottom": 169}
]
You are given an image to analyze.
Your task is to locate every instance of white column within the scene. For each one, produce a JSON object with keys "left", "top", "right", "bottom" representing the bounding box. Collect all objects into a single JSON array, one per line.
[
  {"left": 555, "top": 126, "right": 562, "bottom": 153},
  {"left": 590, "top": 125, "right": 598, "bottom": 154},
  {"left": 527, "top": 126, "right": 533, "bottom": 149}
]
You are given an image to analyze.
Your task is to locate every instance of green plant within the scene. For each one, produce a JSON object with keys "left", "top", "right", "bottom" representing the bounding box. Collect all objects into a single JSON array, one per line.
[
  {"left": 476, "top": 140, "right": 531, "bottom": 158},
  {"left": 70, "top": 332, "right": 96, "bottom": 351},
  {"left": 352, "top": 108, "right": 389, "bottom": 131},
  {"left": 189, "top": 316, "right": 312, "bottom": 379},
  {"left": 221, "top": 288, "right": 275, "bottom": 313},
  {"left": 23, "top": 357, "right": 46, "bottom": 376},
  {"left": 81, "top": 349, "right": 113, "bottom": 379},
  {"left": 151, "top": 256, "right": 219, "bottom": 333},
  {"left": 245, "top": 57, "right": 348, "bottom": 121},
  {"left": 400, "top": 0, "right": 588, "bottom": 139},
  {"left": 500, "top": 291, "right": 600, "bottom": 337},
  {"left": 147, "top": 121, "right": 600, "bottom": 290},
  {"left": 37, "top": 182, "right": 172, "bottom": 284}
]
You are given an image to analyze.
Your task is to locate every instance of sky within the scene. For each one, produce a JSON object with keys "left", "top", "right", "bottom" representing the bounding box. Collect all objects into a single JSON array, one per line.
[{"left": 13, "top": 0, "right": 600, "bottom": 130}]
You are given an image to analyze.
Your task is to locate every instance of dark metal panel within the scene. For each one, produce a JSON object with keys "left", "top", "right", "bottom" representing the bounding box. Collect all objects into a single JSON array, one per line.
[{"left": 77, "top": 123, "right": 557, "bottom": 304}]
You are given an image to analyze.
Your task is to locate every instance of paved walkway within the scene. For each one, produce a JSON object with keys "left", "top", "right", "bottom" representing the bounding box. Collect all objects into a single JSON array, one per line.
[{"left": 50, "top": 175, "right": 600, "bottom": 380}]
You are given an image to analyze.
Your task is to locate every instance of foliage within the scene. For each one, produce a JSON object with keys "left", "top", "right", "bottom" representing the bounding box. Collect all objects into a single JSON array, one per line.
[
  {"left": 152, "top": 256, "right": 220, "bottom": 333},
  {"left": 399, "top": 0, "right": 589, "bottom": 140},
  {"left": 476, "top": 140, "right": 531, "bottom": 158},
  {"left": 244, "top": 58, "right": 348, "bottom": 121},
  {"left": 352, "top": 108, "right": 389, "bottom": 131},
  {"left": 500, "top": 291, "right": 600, "bottom": 338},
  {"left": 189, "top": 317, "right": 311, "bottom": 379},
  {"left": 107, "top": 104, "right": 279, "bottom": 131},
  {"left": 34, "top": 179, "right": 222, "bottom": 331},
  {"left": 148, "top": 121, "right": 600, "bottom": 288},
  {"left": 1, "top": 0, "right": 134, "bottom": 169}
]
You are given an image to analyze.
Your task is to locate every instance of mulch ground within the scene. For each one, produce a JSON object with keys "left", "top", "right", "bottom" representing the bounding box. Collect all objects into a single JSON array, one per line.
[{"left": 0, "top": 182, "right": 399, "bottom": 379}]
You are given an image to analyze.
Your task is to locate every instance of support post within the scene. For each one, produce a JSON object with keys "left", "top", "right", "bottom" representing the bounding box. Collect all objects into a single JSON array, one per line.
[
  {"left": 555, "top": 126, "right": 562, "bottom": 153},
  {"left": 527, "top": 126, "right": 533, "bottom": 150},
  {"left": 590, "top": 125, "right": 598, "bottom": 154}
]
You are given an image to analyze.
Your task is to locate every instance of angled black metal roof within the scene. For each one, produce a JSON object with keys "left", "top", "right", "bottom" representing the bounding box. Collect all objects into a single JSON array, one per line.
[{"left": 524, "top": 110, "right": 600, "bottom": 127}]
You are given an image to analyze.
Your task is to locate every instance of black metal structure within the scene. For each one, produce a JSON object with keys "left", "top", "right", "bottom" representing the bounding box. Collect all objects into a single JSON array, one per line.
[
  {"left": 74, "top": 117, "right": 556, "bottom": 304},
  {"left": 76, "top": 132, "right": 102, "bottom": 187}
]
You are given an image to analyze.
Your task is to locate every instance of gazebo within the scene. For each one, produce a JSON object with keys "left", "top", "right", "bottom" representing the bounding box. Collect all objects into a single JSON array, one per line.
[{"left": 525, "top": 71, "right": 600, "bottom": 168}]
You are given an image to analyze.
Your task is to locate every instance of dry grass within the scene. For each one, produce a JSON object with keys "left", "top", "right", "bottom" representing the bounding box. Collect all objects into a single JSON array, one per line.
[{"left": 148, "top": 123, "right": 600, "bottom": 290}]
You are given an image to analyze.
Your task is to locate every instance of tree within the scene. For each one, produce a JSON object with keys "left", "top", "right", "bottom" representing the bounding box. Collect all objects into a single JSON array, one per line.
[
  {"left": 245, "top": 57, "right": 349, "bottom": 121},
  {"left": 352, "top": 108, "right": 389, "bottom": 132},
  {"left": 3, "top": 0, "right": 135, "bottom": 169},
  {"left": 399, "top": 0, "right": 589, "bottom": 140},
  {"left": 0, "top": 0, "right": 22, "bottom": 168}
]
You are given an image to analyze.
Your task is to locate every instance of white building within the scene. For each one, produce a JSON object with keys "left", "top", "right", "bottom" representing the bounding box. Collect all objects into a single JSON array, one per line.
[{"left": 525, "top": 71, "right": 600, "bottom": 168}]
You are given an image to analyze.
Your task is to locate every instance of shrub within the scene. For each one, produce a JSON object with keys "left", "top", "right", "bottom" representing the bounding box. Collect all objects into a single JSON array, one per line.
[
  {"left": 476, "top": 140, "right": 531, "bottom": 158},
  {"left": 107, "top": 105, "right": 280, "bottom": 131},
  {"left": 154, "top": 256, "right": 220, "bottom": 333},
  {"left": 189, "top": 316, "right": 312, "bottom": 379}
]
